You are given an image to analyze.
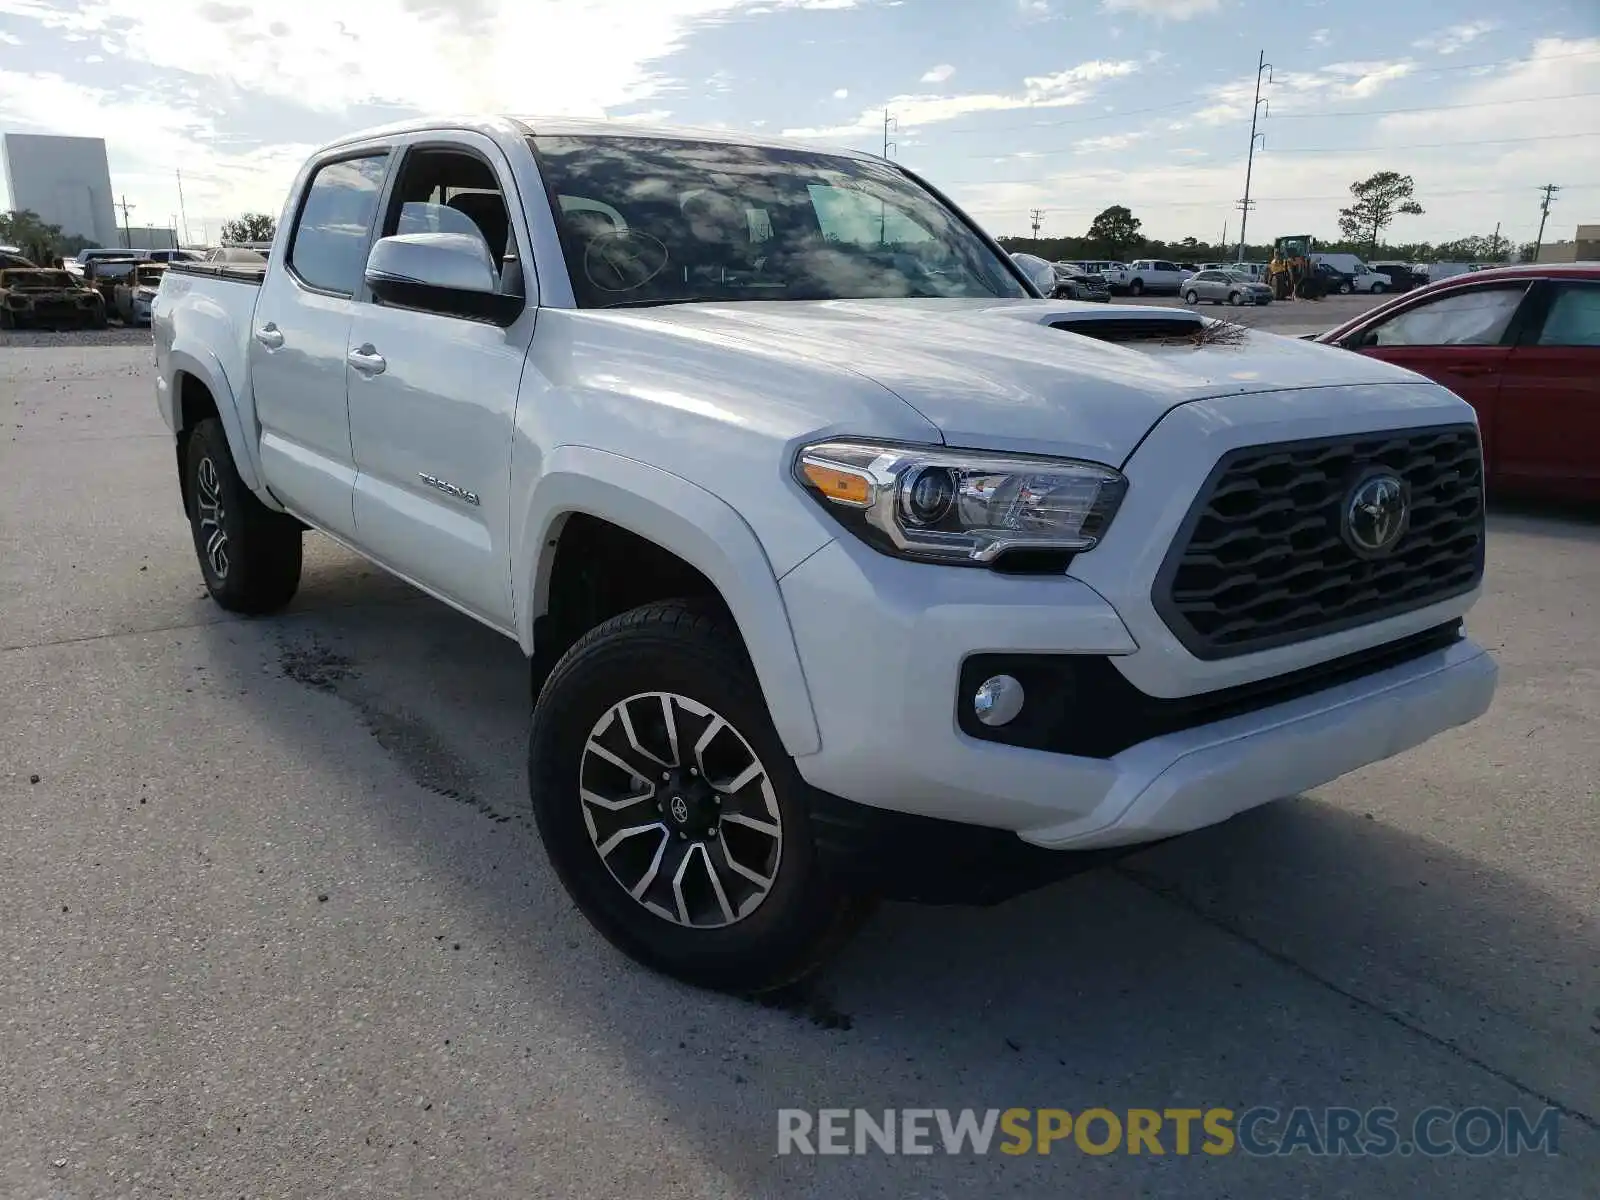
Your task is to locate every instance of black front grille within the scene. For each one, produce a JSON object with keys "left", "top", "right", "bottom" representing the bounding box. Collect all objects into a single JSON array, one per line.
[{"left": 1154, "top": 425, "right": 1485, "bottom": 659}]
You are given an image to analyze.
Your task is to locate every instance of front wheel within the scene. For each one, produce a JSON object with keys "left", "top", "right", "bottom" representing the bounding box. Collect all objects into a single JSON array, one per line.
[
  {"left": 529, "top": 600, "right": 869, "bottom": 993},
  {"left": 1370, "top": 282, "right": 1386, "bottom": 294},
  {"left": 1338, "top": 281, "right": 1353, "bottom": 295},
  {"left": 1183, "top": 290, "right": 1199, "bottom": 305},
  {"left": 1228, "top": 291, "right": 1243, "bottom": 306},
  {"left": 185, "top": 417, "right": 303, "bottom": 613}
]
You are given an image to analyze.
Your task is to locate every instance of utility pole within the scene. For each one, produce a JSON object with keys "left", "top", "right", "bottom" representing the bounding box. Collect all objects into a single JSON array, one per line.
[
  {"left": 115, "top": 195, "right": 136, "bottom": 248},
  {"left": 1029, "top": 208, "right": 1045, "bottom": 239},
  {"left": 881, "top": 109, "right": 897, "bottom": 159},
  {"left": 1235, "top": 49, "right": 1272, "bottom": 262},
  {"left": 1220, "top": 218, "right": 1228, "bottom": 255},
  {"left": 176, "top": 168, "right": 191, "bottom": 246},
  {"left": 1533, "top": 183, "right": 1560, "bottom": 262},
  {"left": 1491, "top": 220, "right": 1502, "bottom": 262},
  {"left": 879, "top": 110, "right": 897, "bottom": 246}
]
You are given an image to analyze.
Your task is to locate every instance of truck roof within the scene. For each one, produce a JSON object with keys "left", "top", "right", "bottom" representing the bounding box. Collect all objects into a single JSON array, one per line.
[{"left": 317, "top": 114, "right": 877, "bottom": 162}]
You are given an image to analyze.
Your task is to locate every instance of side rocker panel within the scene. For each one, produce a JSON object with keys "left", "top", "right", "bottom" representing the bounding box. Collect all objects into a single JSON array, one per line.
[{"left": 518, "top": 445, "right": 824, "bottom": 758}]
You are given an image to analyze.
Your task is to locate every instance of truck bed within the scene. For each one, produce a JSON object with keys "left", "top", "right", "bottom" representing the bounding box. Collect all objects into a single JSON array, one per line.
[{"left": 166, "top": 262, "right": 266, "bottom": 285}]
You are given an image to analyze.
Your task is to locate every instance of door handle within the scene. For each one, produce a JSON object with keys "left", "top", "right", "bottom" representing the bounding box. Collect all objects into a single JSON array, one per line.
[
  {"left": 254, "top": 323, "right": 284, "bottom": 349},
  {"left": 1452, "top": 364, "right": 1499, "bottom": 378},
  {"left": 346, "top": 344, "right": 387, "bottom": 375}
]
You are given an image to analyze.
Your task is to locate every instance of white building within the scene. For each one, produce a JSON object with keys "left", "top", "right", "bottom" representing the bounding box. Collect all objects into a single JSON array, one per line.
[{"left": 1, "top": 132, "right": 120, "bottom": 247}]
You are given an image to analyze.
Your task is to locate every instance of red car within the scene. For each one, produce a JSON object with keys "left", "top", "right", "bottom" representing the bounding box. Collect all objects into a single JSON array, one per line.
[{"left": 1317, "top": 263, "right": 1600, "bottom": 502}]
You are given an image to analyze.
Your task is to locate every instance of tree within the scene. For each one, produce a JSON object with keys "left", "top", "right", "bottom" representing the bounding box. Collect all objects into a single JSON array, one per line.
[
  {"left": 0, "top": 209, "right": 65, "bottom": 263},
  {"left": 1085, "top": 205, "right": 1144, "bottom": 258},
  {"left": 1434, "top": 233, "right": 1510, "bottom": 263},
  {"left": 1337, "top": 172, "right": 1424, "bottom": 256},
  {"left": 221, "top": 213, "right": 276, "bottom": 243}
]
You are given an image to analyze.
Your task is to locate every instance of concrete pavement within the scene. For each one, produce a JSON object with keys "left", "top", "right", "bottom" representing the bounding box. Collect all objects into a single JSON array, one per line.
[{"left": 2, "top": 346, "right": 1596, "bottom": 1198}]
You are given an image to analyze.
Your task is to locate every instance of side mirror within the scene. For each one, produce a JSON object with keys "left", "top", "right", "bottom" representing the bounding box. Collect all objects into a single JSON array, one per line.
[
  {"left": 364, "top": 232, "right": 522, "bottom": 327},
  {"left": 1009, "top": 252, "right": 1058, "bottom": 298}
]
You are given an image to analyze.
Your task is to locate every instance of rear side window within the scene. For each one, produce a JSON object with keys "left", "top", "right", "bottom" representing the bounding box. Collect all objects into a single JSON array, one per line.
[
  {"left": 1534, "top": 285, "right": 1600, "bottom": 347},
  {"left": 288, "top": 153, "right": 388, "bottom": 295}
]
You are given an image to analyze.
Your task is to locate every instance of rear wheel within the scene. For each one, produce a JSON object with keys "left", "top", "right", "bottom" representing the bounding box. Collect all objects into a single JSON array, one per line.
[
  {"left": 185, "top": 417, "right": 302, "bottom": 613},
  {"left": 1370, "top": 282, "right": 1386, "bottom": 294},
  {"left": 1228, "top": 291, "right": 1243, "bottom": 306},
  {"left": 1129, "top": 278, "right": 1145, "bottom": 296},
  {"left": 529, "top": 599, "right": 869, "bottom": 994},
  {"left": 1338, "top": 281, "right": 1353, "bottom": 295}
]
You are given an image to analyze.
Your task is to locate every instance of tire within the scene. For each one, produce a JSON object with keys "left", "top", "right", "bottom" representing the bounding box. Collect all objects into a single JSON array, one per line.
[
  {"left": 1129, "top": 278, "right": 1145, "bottom": 296},
  {"left": 528, "top": 599, "right": 870, "bottom": 994},
  {"left": 184, "top": 417, "right": 302, "bottom": 613},
  {"left": 0, "top": 309, "right": 13, "bottom": 330},
  {"left": 1338, "top": 281, "right": 1352, "bottom": 295},
  {"left": 1183, "top": 290, "right": 1198, "bottom": 305},
  {"left": 1228, "top": 291, "right": 1243, "bottom": 306},
  {"left": 1370, "top": 283, "right": 1386, "bottom": 294}
]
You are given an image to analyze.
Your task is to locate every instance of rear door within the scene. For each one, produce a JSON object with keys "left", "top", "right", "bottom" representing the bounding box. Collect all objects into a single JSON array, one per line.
[
  {"left": 1494, "top": 278, "right": 1600, "bottom": 499},
  {"left": 1343, "top": 280, "right": 1534, "bottom": 479},
  {"left": 250, "top": 148, "right": 391, "bottom": 541}
]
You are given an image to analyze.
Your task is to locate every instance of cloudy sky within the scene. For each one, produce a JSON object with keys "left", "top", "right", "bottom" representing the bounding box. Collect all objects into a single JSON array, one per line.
[{"left": 0, "top": 0, "right": 1596, "bottom": 247}]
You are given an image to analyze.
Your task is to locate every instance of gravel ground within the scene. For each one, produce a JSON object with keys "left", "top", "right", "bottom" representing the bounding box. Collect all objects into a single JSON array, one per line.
[
  {"left": 0, "top": 325, "right": 154, "bottom": 349},
  {"left": 1, "top": 345, "right": 1596, "bottom": 1198}
]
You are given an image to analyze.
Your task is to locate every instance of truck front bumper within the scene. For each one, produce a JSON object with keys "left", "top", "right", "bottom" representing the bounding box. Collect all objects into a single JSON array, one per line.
[{"left": 779, "top": 537, "right": 1496, "bottom": 853}]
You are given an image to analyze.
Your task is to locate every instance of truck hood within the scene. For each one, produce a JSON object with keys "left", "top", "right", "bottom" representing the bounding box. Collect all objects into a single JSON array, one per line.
[{"left": 638, "top": 298, "right": 1428, "bottom": 464}]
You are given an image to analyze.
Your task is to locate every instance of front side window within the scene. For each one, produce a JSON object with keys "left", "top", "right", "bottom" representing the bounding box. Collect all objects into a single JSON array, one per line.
[
  {"left": 1368, "top": 285, "right": 1527, "bottom": 347},
  {"left": 531, "top": 135, "right": 1026, "bottom": 307},
  {"left": 288, "top": 153, "right": 389, "bottom": 295},
  {"left": 1533, "top": 284, "right": 1600, "bottom": 347}
]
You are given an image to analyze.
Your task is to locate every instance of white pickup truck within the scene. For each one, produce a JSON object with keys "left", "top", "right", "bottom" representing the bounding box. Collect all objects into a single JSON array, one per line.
[{"left": 152, "top": 116, "right": 1497, "bottom": 993}]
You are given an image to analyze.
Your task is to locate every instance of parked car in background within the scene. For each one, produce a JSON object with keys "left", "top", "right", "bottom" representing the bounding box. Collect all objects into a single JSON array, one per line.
[
  {"left": 1123, "top": 258, "right": 1192, "bottom": 295},
  {"left": 0, "top": 267, "right": 106, "bottom": 329},
  {"left": 1371, "top": 261, "right": 1427, "bottom": 292},
  {"left": 1318, "top": 263, "right": 1600, "bottom": 501},
  {"left": 113, "top": 261, "right": 168, "bottom": 326},
  {"left": 1082, "top": 260, "right": 1132, "bottom": 290},
  {"left": 146, "top": 249, "right": 204, "bottom": 264},
  {"left": 66, "top": 247, "right": 143, "bottom": 279},
  {"left": 1311, "top": 253, "right": 1390, "bottom": 292},
  {"left": 82, "top": 256, "right": 140, "bottom": 307},
  {"left": 1182, "top": 268, "right": 1273, "bottom": 306},
  {"left": 1052, "top": 262, "right": 1112, "bottom": 301}
]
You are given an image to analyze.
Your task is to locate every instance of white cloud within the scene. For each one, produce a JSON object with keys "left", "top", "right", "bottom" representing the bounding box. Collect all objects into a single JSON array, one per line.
[
  {"left": 1075, "top": 131, "right": 1147, "bottom": 152},
  {"left": 1016, "top": 0, "right": 1051, "bottom": 20},
  {"left": 920, "top": 63, "right": 955, "bottom": 84},
  {"left": 0, "top": 29, "right": 21, "bottom": 43},
  {"left": 1309, "top": 28, "right": 1330, "bottom": 47},
  {"left": 783, "top": 58, "right": 1140, "bottom": 140},
  {"left": 1100, "top": 0, "right": 1220, "bottom": 19},
  {"left": 833, "top": 87, "right": 849, "bottom": 99},
  {"left": 1195, "top": 59, "right": 1414, "bottom": 124},
  {"left": 1414, "top": 20, "right": 1497, "bottom": 55}
]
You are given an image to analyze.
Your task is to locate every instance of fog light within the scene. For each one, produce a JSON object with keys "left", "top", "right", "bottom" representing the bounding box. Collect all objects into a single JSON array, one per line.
[{"left": 973, "top": 674, "right": 1025, "bottom": 727}]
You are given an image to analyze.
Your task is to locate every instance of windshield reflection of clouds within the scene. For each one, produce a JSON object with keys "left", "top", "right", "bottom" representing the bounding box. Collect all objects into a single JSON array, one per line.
[{"left": 532, "top": 136, "right": 1027, "bottom": 308}]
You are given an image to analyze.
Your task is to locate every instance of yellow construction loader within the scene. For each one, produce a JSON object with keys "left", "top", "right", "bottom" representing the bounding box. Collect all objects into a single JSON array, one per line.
[{"left": 1268, "top": 234, "right": 1328, "bottom": 300}]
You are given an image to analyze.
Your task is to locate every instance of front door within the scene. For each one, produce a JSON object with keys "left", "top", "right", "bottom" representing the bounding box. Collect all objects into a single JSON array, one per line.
[
  {"left": 1348, "top": 281, "right": 1533, "bottom": 481},
  {"left": 345, "top": 137, "right": 537, "bottom": 630},
  {"left": 1494, "top": 279, "right": 1600, "bottom": 498},
  {"left": 249, "top": 150, "right": 391, "bottom": 541}
]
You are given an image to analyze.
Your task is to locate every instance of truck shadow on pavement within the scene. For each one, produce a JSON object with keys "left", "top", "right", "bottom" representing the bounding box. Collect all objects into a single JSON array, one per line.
[{"left": 195, "top": 549, "right": 1600, "bottom": 1194}]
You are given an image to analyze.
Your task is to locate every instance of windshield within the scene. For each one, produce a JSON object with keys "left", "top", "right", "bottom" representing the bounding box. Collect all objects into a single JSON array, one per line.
[{"left": 530, "top": 135, "right": 1027, "bottom": 307}]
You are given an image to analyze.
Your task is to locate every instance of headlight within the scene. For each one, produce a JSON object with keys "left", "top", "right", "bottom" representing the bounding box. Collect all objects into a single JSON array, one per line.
[{"left": 794, "top": 439, "right": 1127, "bottom": 567}]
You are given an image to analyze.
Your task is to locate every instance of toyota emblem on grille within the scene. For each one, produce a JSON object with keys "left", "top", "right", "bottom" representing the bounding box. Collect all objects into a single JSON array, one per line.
[{"left": 1341, "top": 471, "right": 1410, "bottom": 558}]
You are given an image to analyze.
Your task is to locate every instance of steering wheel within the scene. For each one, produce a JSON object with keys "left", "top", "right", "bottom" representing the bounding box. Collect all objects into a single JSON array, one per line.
[{"left": 582, "top": 230, "right": 670, "bottom": 294}]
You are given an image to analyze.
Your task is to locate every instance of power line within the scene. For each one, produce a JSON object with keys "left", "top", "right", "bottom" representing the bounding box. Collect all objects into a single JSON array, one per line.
[
  {"left": 1258, "top": 130, "right": 1600, "bottom": 154},
  {"left": 1267, "top": 89, "right": 1600, "bottom": 120},
  {"left": 940, "top": 179, "right": 1600, "bottom": 205}
]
